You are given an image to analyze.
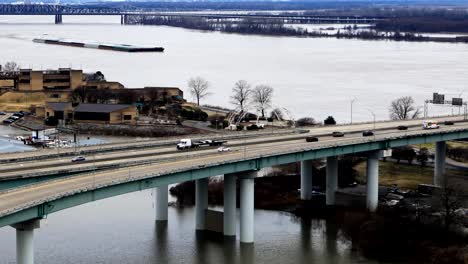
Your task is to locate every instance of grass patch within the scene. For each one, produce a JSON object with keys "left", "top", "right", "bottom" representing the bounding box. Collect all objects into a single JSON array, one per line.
[
  {"left": 354, "top": 161, "right": 465, "bottom": 189},
  {"left": 447, "top": 140, "right": 468, "bottom": 148}
]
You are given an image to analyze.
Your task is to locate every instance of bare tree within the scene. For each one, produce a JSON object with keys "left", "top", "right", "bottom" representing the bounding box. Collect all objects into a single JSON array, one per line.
[
  {"left": 188, "top": 77, "right": 210, "bottom": 106},
  {"left": 389, "top": 96, "right": 421, "bottom": 120},
  {"left": 270, "top": 108, "right": 283, "bottom": 120},
  {"left": 2, "top": 61, "right": 19, "bottom": 73},
  {"left": 230, "top": 80, "right": 251, "bottom": 112},
  {"left": 253, "top": 85, "right": 273, "bottom": 118},
  {"left": 436, "top": 180, "right": 464, "bottom": 232}
]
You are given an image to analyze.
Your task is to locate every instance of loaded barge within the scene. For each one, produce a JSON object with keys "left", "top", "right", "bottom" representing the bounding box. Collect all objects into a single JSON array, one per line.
[{"left": 33, "top": 38, "right": 164, "bottom": 52}]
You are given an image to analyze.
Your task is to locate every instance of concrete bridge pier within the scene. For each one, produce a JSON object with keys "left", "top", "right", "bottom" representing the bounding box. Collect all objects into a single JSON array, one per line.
[
  {"left": 54, "top": 14, "right": 62, "bottom": 24},
  {"left": 155, "top": 185, "right": 168, "bottom": 222},
  {"left": 11, "top": 219, "right": 41, "bottom": 264},
  {"left": 366, "top": 151, "right": 381, "bottom": 212},
  {"left": 240, "top": 171, "right": 256, "bottom": 243},
  {"left": 121, "top": 14, "right": 128, "bottom": 25},
  {"left": 223, "top": 173, "right": 236, "bottom": 238},
  {"left": 300, "top": 160, "right": 314, "bottom": 200},
  {"left": 326, "top": 156, "right": 338, "bottom": 206},
  {"left": 195, "top": 178, "right": 208, "bottom": 231},
  {"left": 434, "top": 141, "right": 446, "bottom": 186}
]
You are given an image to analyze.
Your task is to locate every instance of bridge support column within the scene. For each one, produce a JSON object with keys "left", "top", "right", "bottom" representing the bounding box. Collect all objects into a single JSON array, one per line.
[
  {"left": 300, "top": 160, "right": 313, "bottom": 200},
  {"left": 195, "top": 178, "right": 208, "bottom": 231},
  {"left": 12, "top": 219, "right": 41, "bottom": 264},
  {"left": 326, "top": 156, "right": 338, "bottom": 206},
  {"left": 223, "top": 173, "right": 236, "bottom": 238},
  {"left": 54, "top": 14, "right": 62, "bottom": 24},
  {"left": 240, "top": 171, "right": 256, "bottom": 244},
  {"left": 155, "top": 185, "right": 168, "bottom": 222},
  {"left": 366, "top": 151, "right": 381, "bottom": 212},
  {"left": 434, "top": 141, "right": 446, "bottom": 186}
]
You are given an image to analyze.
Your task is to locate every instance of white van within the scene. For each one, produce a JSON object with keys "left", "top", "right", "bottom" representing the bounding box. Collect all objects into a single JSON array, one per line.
[{"left": 422, "top": 120, "right": 439, "bottom": 129}]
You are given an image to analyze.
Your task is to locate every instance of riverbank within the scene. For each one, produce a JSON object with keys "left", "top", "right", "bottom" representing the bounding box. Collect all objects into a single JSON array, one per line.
[
  {"left": 127, "top": 15, "right": 468, "bottom": 44},
  {"left": 169, "top": 160, "right": 468, "bottom": 263}
]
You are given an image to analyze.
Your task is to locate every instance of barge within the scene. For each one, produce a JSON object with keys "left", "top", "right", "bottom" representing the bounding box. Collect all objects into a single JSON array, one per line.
[{"left": 33, "top": 38, "right": 164, "bottom": 52}]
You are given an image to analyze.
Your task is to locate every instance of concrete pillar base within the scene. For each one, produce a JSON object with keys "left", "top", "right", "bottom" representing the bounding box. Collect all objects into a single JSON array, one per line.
[
  {"left": 326, "top": 156, "right": 338, "bottom": 206},
  {"left": 240, "top": 171, "right": 256, "bottom": 244},
  {"left": 155, "top": 185, "right": 168, "bottom": 222},
  {"left": 223, "top": 173, "right": 236, "bottom": 237},
  {"left": 195, "top": 178, "right": 208, "bottom": 231},
  {"left": 300, "top": 160, "right": 313, "bottom": 200},
  {"left": 366, "top": 151, "right": 381, "bottom": 212},
  {"left": 434, "top": 141, "right": 446, "bottom": 187},
  {"left": 11, "top": 219, "right": 41, "bottom": 264}
]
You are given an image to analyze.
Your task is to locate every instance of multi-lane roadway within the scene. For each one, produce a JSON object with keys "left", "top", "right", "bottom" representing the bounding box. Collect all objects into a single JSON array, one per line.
[{"left": 0, "top": 116, "right": 468, "bottom": 220}]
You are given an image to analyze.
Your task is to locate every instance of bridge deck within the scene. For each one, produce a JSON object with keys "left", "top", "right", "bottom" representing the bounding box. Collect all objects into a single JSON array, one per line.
[{"left": 0, "top": 119, "right": 467, "bottom": 227}]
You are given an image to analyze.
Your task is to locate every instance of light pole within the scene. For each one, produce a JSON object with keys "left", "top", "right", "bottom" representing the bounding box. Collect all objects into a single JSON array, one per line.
[
  {"left": 457, "top": 90, "right": 466, "bottom": 115},
  {"left": 367, "top": 109, "right": 376, "bottom": 131},
  {"left": 350, "top": 98, "right": 357, "bottom": 124}
]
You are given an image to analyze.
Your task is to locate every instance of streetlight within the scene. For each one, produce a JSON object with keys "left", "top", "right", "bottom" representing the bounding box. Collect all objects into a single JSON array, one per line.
[
  {"left": 457, "top": 90, "right": 466, "bottom": 115},
  {"left": 367, "top": 108, "right": 376, "bottom": 131},
  {"left": 350, "top": 97, "right": 357, "bottom": 124}
]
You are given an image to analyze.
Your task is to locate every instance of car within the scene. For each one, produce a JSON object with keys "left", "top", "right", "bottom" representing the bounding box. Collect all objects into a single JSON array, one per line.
[
  {"left": 15, "top": 136, "right": 25, "bottom": 141},
  {"left": 444, "top": 120, "right": 454, "bottom": 125},
  {"left": 217, "top": 146, "right": 231, "bottom": 152},
  {"left": 397, "top": 125, "right": 408, "bottom": 130},
  {"left": 13, "top": 112, "right": 24, "bottom": 117},
  {"left": 362, "top": 130, "right": 374, "bottom": 137},
  {"left": 71, "top": 156, "right": 86, "bottom": 162},
  {"left": 0, "top": 112, "right": 6, "bottom": 115},
  {"left": 332, "top": 131, "right": 344, "bottom": 137},
  {"left": 2, "top": 119, "right": 13, "bottom": 124},
  {"left": 422, "top": 120, "right": 439, "bottom": 129},
  {"left": 9, "top": 116, "right": 20, "bottom": 120},
  {"left": 305, "top": 136, "right": 319, "bottom": 142}
]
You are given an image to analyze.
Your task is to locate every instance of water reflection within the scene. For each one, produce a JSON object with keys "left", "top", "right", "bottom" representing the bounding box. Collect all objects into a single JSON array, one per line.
[{"left": 0, "top": 190, "right": 375, "bottom": 264}]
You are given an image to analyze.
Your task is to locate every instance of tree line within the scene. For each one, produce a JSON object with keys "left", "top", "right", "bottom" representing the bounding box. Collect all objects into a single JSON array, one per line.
[
  {"left": 188, "top": 77, "right": 274, "bottom": 118},
  {"left": 127, "top": 15, "right": 468, "bottom": 44}
]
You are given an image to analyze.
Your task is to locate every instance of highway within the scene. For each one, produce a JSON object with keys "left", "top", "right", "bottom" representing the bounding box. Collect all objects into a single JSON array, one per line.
[
  {"left": 0, "top": 117, "right": 468, "bottom": 218},
  {"left": 1, "top": 116, "right": 466, "bottom": 180}
]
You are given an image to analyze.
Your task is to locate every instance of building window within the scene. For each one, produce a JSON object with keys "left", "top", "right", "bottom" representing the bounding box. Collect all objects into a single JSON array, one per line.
[
  {"left": 50, "top": 94, "right": 60, "bottom": 98},
  {"left": 123, "top": 115, "right": 132, "bottom": 120}
]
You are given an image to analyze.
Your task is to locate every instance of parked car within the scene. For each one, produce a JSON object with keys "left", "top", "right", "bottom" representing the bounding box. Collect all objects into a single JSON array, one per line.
[
  {"left": 13, "top": 112, "right": 24, "bottom": 117},
  {"left": 217, "top": 146, "right": 231, "bottom": 152},
  {"left": 444, "top": 120, "right": 454, "bottom": 125},
  {"left": 71, "top": 156, "right": 86, "bottom": 162},
  {"left": 332, "top": 131, "right": 344, "bottom": 137},
  {"left": 397, "top": 125, "right": 408, "bottom": 130},
  {"left": 305, "top": 136, "right": 319, "bottom": 142},
  {"left": 9, "top": 116, "right": 20, "bottom": 120},
  {"left": 2, "top": 119, "right": 13, "bottom": 124},
  {"left": 362, "top": 130, "right": 374, "bottom": 137},
  {"left": 0, "top": 112, "right": 6, "bottom": 115}
]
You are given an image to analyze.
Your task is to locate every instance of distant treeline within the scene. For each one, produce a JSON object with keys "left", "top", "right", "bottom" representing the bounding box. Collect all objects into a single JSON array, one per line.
[
  {"left": 88, "top": 1, "right": 409, "bottom": 12},
  {"left": 302, "top": 7, "right": 468, "bottom": 33},
  {"left": 127, "top": 15, "right": 468, "bottom": 43}
]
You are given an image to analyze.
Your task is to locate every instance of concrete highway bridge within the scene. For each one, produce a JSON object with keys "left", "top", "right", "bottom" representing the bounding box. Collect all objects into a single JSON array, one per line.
[
  {"left": 0, "top": 4, "right": 384, "bottom": 24},
  {"left": 1, "top": 116, "right": 467, "bottom": 264}
]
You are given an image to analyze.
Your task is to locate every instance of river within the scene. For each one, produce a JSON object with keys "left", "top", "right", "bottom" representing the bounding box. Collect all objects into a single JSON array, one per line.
[
  {"left": 1, "top": 15, "right": 467, "bottom": 123},
  {"left": 0, "top": 15, "right": 464, "bottom": 263},
  {"left": 0, "top": 190, "right": 377, "bottom": 264}
]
